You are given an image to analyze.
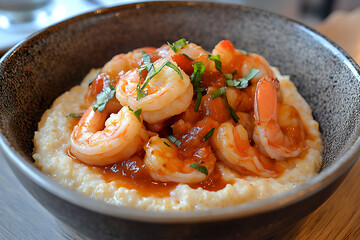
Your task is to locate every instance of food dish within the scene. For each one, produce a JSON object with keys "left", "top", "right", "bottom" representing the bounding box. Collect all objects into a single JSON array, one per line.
[
  {"left": 33, "top": 39, "right": 323, "bottom": 210},
  {"left": 0, "top": 2, "right": 359, "bottom": 239}
]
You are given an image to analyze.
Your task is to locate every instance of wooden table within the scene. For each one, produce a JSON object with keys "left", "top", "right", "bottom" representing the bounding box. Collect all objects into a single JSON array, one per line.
[{"left": 1, "top": 151, "right": 359, "bottom": 239}]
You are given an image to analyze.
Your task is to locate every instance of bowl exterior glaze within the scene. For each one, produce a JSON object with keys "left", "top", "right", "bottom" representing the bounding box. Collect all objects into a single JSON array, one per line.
[{"left": 0, "top": 1, "right": 359, "bottom": 240}]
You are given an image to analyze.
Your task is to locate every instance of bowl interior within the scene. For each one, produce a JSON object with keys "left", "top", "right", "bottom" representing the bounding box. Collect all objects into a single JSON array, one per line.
[{"left": 0, "top": 1, "right": 359, "bottom": 217}]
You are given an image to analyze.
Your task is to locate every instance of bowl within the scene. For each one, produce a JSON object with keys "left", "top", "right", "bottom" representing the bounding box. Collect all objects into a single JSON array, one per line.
[{"left": 0, "top": 1, "right": 359, "bottom": 239}]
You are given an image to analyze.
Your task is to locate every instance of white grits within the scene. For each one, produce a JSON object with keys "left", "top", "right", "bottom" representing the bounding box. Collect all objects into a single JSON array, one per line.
[{"left": 33, "top": 67, "right": 323, "bottom": 211}]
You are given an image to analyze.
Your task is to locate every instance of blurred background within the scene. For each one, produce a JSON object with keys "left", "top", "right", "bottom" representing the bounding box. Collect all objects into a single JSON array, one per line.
[{"left": 0, "top": 0, "right": 360, "bottom": 56}]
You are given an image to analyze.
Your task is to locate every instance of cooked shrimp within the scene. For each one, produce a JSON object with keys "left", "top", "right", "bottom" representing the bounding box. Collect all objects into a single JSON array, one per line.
[
  {"left": 253, "top": 76, "right": 306, "bottom": 160},
  {"left": 212, "top": 40, "right": 275, "bottom": 111},
  {"left": 144, "top": 136, "right": 217, "bottom": 183},
  {"left": 116, "top": 58, "right": 193, "bottom": 123},
  {"left": 210, "top": 122, "right": 277, "bottom": 177},
  {"left": 168, "top": 42, "right": 212, "bottom": 69},
  {"left": 212, "top": 40, "right": 274, "bottom": 81},
  {"left": 70, "top": 106, "right": 149, "bottom": 166},
  {"left": 102, "top": 47, "right": 156, "bottom": 77}
]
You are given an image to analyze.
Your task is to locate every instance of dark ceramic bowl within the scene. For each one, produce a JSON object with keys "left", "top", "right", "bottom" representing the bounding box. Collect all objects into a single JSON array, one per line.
[{"left": 0, "top": 1, "right": 359, "bottom": 240}]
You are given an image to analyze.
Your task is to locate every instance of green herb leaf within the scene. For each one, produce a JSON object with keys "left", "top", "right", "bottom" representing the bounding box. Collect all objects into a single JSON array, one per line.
[
  {"left": 93, "top": 85, "right": 116, "bottom": 112},
  {"left": 225, "top": 68, "right": 259, "bottom": 89},
  {"left": 223, "top": 91, "right": 239, "bottom": 123},
  {"left": 190, "top": 162, "right": 208, "bottom": 175},
  {"left": 210, "top": 87, "right": 226, "bottom": 99},
  {"left": 137, "top": 58, "right": 183, "bottom": 100},
  {"left": 166, "top": 135, "right": 182, "bottom": 147},
  {"left": 203, "top": 128, "right": 215, "bottom": 141},
  {"left": 66, "top": 113, "right": 83, "bottom": 118},
  {"left": 167, "top": 38, "right": 188, "bottom": 53},
  {"left": 133, "top": 108, "right": 142, "bottom": 122},
  {"left": 128, "top": 106, "right": 133, "bottom": 111},
  {"left": 179, "top": 53, "right": 194, "bottom": 61},
  {"left": 163, "top": 141, "right": 171, "bottom": 147},
  {"left": 190, "top": 62, "right": 206, "bottom": 112},
  {"left": 209, "top": 54, "right": 222, "bottom": 73}
]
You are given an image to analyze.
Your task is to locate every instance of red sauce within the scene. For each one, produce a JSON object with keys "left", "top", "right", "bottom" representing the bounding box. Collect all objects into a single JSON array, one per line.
[{"left": 189, "top": 165, "right": 233, "bottom": 191}]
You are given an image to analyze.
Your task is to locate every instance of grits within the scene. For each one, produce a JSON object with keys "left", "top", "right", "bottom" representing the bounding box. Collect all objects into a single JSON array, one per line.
[{"left": 33, "top": 67, "right": 323, "bottom": 211}]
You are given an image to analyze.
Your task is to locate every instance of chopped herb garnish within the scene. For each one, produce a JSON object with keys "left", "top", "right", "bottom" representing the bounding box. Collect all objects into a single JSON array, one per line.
[
  {"left": 190, "top": 62, "right": 206, "bottom": 112},
  {"left": 240, "top": 49, "right": 250, "bottom": 55},
  {"left": 127, "top": 106, "right": 142, "bottom": 122},
  {"left": 190, "top": 162, "right": 208, "bottom": 175},
  {"left": 210, "top": 87, "right": 226, "bottom": 99},
  {"left": 136, "top": 51, "right": 182, "bottom": 100},
  {"left": 208, "top": 54, "right": 233, "bottom": 80},
  {"left": 167, "top": 38, "right": 188, "bottom": 53},
  {"left": 93, "top": 85, "right": 116, "bottom": 112},
  {"left": 224, "top": 92, "right": 239, "bottom": 123},
  {"left": 203, "top": 128, "right": 215, "bottom": 141},
  {"left": 88, "top": 79, "right": 94, "bottom": 86},
  {"left": 209, "top": 54, "right": 222, "bottom": 73},
  {"left": 133, "top": 108, "right": 142, "bottom": 122},
  {"left": 166, "top": 135, "right": 182, "bottom": 147},
  {"left": 209, "top": 87, "right": 239, "bottom": 123},
  {"left": 225, "top": 68, "right": 259, "bottom": 89},
  {"left": 163, "top": 141, "right": 171, "bottom": 147},
  {"left": 66, "top": 113, "right": 82, "bottom": 118},
  {"left": 179, "top": 53, "right": 194, "bottom": 61}
]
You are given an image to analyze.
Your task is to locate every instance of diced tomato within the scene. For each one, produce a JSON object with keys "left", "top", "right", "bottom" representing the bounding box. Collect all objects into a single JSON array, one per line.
[{"left": 171, "top": 54, "right": 194, "bottom": 75}]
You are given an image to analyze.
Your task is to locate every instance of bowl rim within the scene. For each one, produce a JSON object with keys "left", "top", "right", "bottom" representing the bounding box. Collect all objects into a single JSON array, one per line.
[{"left": 0, "top": 0, "right": 360, "bottom": 223}]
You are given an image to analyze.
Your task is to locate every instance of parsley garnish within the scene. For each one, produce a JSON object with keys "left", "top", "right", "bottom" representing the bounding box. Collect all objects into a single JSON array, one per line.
[
  {"left": 225, "top": 68, "right": 259, "bottom": 89},
  {"left": 210, "top": 87, "right": 239, "bottom": 123},
  {"left": 93, "top": 85, "right": 116, "bottom": 112},
  {"left": 127, "top": 106, "right": 142, "bottom": 122},
  {"left": 66, "top": 113, "right": 82, "bottom": 118},
  {"left": 210, "top": 87, "right": 226, "bottom": 99},
  {"left": 163, "top": 141, "right": 171, "bottom": 147},
  {"left": 166, "top": 135, "right": 182, "bottom": 147},
  {"left": 190, "top": 162, "right": 208, "bottom": 175},
  {"left": 209, "top": 54, "right": 233, "bottom": 80},
  {"left": 167, "top": 38, "right": 189, "bottom": 53},
  {"left": 203, "top": 128, "right": 215, "bottom": 141},
  {"left": 209, "top": 55, "right": 222, "bottom": 73},
  {"left": 136, "top": 51, "right": 182, "bottom": 100},
  {"left": 190, "top": 62, "right": 206, "bottom": 112},
  {"left": 179, "top": 53, "right": 194, "bottom": 61}
]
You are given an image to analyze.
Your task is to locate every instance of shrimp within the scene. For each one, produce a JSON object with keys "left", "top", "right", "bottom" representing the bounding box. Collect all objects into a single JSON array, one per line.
[
  {"left": 70, "top": 106, "right": 149, "bottom": 166},
  {"left": 102, "top": 47, "right": 157, "bottom": 77},
  {"left": 144, "top": 136, "right": 217, "bottom": 183},
  {"left": 168, "top": 43, "right": 212, "bottom": 70},
  {"left": 212, "top": 40, "right": 275, "bottom": 111},
  {"left": 116, "top": 58, "right": 193, "bottom": 123},
  {"left": 253, "top": 76, "right": 306, "bottom": 160},
  {"left": 210, "top": 122, "right": 277, "bottom": 177}
]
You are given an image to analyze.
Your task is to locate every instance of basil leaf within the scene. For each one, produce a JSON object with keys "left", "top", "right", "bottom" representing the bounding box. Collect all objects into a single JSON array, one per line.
[
  {"left": 209, "top": 54, "right": 222, "bottom": 73},
  {"left": 180, "top": 53, "right": 194, "bottom": 61},
  {"left": 137, "top": 60, "right": 183, "bottom": 101},
  {"left": 163, "top": 141, "right": 171, "bottom": 147},
  {"left": 194, "top": 87, "right": 204, "bottom": 112},
  {"left": 93, "top": 85, "right": 116, "bottom": 112},
  {"left": 190, "top": 62, "right": 206, "bottom": 112},
  {"left": 223, "top": 92, "right": 239, "bottom": 123},
  {"left": 166, "top": 135, "right": 182, "bottom": 147},
  {"left": 210, "top": 87, "right": 226, "bottom": 99},
  {"left": 203, "top": 128, "right": 215, "bottom": 141},
  {"left": 133, "top": 108, "right": 142, "bottom": 122},
  {"left": 167, "top": 38, "right": 188, "bottom": 53},
  {"left": 226, "top": 68, "right": 259, "bottom": 89},
  {"left": 190, "top": 162, "right": 208, "bottom": 175},
  {"left": 66, "top": 113, "right": 82, "bottom": 118},
  {"left": 136, "top": 87, "right": 146, "bottom": 100}
]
